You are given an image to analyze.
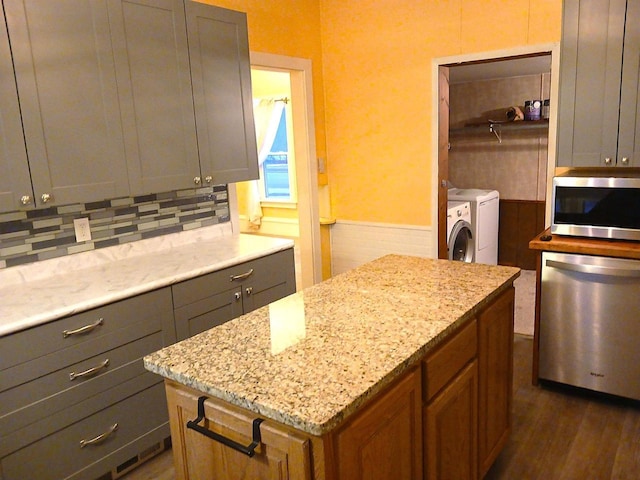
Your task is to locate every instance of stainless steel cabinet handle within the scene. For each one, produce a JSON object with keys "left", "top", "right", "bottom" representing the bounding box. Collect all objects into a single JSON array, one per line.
[
  {"left": 230, "top": 269, "right": 254, "bottom": 281},
  {"left": 79, "top": 423, "right": 118, "bottom": 448},
  {"left": 245, "top": 287, "right": 253, "bottom": 296},
  {"left": 69, "top": 358, "right": 110, "bottom": 380},
  {"left": 62, "top": 318, "right": 104, "bottom": 337},
  {"left": 546, "top": 259, "right": 640, "bottom": 278}
]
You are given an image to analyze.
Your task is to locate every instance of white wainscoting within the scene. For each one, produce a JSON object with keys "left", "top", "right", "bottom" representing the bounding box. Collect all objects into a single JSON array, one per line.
[{"left": 330, "top": 220, "right": 435, "bottom": 276}]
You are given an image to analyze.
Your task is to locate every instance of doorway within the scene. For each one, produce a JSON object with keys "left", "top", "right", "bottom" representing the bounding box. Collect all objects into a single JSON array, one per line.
[
  {"left": 236, "top": 53, "right": 322, "bottom": 290},
  {"left": 432, "top": 44, "right": 560, "bottom": 261}
]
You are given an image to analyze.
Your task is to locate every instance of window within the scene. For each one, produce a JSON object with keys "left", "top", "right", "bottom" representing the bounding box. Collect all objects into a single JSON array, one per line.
[{"left": 262, "top": 108, "right": 290, "bottom": 199}]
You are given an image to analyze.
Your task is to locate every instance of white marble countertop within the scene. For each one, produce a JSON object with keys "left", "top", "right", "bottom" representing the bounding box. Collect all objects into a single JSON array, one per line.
[
  {"left": 144, "top": 254, "right": 520, "bottom": 436},
  {"left": 0, "top": 224, "right": 294, "bottom": 337}
]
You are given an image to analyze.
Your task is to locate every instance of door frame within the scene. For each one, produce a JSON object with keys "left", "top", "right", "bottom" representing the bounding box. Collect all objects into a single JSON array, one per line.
[
  {"left": 229, "top": 52, "right": 322, "bottom": 287},
  {"left": 431, "top": 43, "right": 560, "bottom": 258}
]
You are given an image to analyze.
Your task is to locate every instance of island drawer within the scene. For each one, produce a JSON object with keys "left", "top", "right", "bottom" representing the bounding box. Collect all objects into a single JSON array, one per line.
[
  {"left": 0, "top": 331, "right": 164, "bottom": 436},
  {"left": 0, "top": 287, "right": 175, "bottom": 372},
  {"left": 171, "top": 249, "right": 295, "bottom": 310},
  {"left": 0, "top": 381, "right": 168, "bottom": 480},
  {"left": 423, "top": 318, "right": 477, "bottom": 402}
]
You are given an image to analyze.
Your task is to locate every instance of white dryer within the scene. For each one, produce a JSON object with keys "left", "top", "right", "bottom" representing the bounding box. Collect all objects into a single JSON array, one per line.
[
  {"left": 446, "top": 201, "right": 474, "bottom": 262},
  {"left": 448, "top": 188, "right": 499, "bottom": 265}
]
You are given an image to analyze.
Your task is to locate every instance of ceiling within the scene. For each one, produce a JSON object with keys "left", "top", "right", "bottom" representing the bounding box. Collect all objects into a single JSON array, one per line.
[{"left": 448, "top": 54, "right": 552, "bottom": 84}]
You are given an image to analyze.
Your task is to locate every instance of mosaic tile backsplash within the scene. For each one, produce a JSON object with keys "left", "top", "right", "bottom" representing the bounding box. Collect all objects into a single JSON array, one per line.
[{"left": 0, "top": 185, "right": 229, "bottom": 269}]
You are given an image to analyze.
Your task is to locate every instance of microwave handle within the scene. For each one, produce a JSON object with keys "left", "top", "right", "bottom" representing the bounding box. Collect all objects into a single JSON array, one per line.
[{"left": 545, "top": 259, "right": 640, "bottom": 278}]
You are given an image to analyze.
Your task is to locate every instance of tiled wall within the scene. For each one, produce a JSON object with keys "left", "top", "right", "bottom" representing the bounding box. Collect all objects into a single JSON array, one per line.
[
  {"left": 449, "top": 73, "right": 551, "bottom": 201},
  {"left": 0, "top": 185, "right": 229, "bottom": 269}
]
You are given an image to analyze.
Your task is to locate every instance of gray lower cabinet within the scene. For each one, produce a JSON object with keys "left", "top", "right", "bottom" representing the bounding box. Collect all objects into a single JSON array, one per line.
[
  {"left": 557, "top": 0, "right": 640, "bottom": 167},
  {"left": 173, "top": 249, "right": 296, "bottom": 340},
  {"left": 0, "top": 0, "right": 258, "bottom": 212},
  {"left": 0, "top": 288, "right": 176, "bottom": 480}
]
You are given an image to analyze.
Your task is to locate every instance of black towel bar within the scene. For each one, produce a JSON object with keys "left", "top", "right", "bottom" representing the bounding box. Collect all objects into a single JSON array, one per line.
[{"left": 186, "top": 396, "right": 264, "bottom": 457}]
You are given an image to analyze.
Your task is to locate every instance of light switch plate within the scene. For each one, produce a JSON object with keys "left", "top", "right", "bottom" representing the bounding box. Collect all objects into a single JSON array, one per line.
[{"left": 73, "top": 217, "right": 92, "bottom": 242}]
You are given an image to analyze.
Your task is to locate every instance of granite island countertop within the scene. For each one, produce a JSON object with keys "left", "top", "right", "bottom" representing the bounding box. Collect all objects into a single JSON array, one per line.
[
  {"left": 144, "top": 254, "right": 520, "bottom": 436},
  {"left": 0, "top": 224, "right": 294, "bottom": 337}
]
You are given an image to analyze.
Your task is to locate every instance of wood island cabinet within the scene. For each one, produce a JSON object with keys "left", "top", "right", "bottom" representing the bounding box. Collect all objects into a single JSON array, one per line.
[
  {"left": 163, "top": 287, "right": 516, "bottom": 480},
  {"left": 478, "top": 287, "right": 515, "bottom": 477}
]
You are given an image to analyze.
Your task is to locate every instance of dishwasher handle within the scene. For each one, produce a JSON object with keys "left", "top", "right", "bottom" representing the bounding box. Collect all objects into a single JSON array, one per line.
[{"left": 545, "top": 259, "right": 640, "bottom": 278}]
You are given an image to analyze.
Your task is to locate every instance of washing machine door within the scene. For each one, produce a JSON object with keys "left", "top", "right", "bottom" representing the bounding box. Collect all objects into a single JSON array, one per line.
[{"left": 448, "top": 220, "right": 474, "bottom": 262}]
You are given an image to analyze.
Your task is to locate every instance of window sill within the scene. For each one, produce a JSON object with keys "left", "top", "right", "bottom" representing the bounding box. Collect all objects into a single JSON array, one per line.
[{"left": 260, "top": 200, "right": 297, "bottom": 209}]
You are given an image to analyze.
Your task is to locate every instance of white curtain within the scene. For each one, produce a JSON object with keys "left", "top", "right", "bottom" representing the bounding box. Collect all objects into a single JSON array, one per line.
[{"left": 247, "top": 98, "right": 285, "bottom": 229}]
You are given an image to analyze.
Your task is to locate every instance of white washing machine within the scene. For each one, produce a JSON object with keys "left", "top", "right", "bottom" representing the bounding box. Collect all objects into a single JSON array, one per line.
[
  {"left": 448, "top": 188, "right": 499, "bottom": 265},
  {"left": 447, "top": 201, "right": 474, "bottom": 262}
]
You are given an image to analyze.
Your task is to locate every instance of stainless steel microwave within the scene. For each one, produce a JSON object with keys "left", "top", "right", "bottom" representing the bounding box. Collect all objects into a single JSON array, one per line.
[{"left": 551, "top": 172, "right": 640, "bottom": 241}]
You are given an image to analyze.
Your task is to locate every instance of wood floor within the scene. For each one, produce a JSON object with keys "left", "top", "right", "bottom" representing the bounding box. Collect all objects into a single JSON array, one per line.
[{"left": 121, "top": 335, "right": 640, "bottom": 480}]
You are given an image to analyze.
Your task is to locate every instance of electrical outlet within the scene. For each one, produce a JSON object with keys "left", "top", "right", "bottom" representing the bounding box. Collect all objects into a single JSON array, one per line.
[{"left": 73, "top": 217, "right": 92, "bottom": 242}]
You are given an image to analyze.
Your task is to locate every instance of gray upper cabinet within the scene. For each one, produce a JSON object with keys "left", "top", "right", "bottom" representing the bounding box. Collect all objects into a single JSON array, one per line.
[
  {"left": 4, "top": 0, "right": 131, "bottom": 207},
  {"left": 109, "top": 0, "right": 201, "bottom": 194},
  {"left": 557, "top": 0, "right": 640, "bottom": 167},
  {"left": 0, "top": 0, "right": 258, "bottom": 212},
  {"left": 186, "top": 1, "right": 259, "bottom": 184},
  {"left": 0, "top": 3, "right": 32, "bottom": 212}
]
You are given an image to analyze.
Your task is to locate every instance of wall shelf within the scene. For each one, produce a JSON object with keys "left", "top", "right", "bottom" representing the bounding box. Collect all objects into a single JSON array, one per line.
[{"left": 450, "top": 119, "right": 549, "bottom": 143}]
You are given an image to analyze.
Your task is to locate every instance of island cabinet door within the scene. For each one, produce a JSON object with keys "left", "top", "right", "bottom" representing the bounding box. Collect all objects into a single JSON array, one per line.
[
  {"left": 329, "top": 367, "right": 423, "bottom": 480},
  {"left": 165, "top": 381, "right": 312, "bottom": 480},
  {"left": 478, "top": 287, "right": 515, "bottom": 477}
]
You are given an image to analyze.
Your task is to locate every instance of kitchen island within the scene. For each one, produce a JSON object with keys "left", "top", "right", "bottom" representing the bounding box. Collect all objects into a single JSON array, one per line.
[{"left": 144, "top": 255, "right": 520, "bottom": 479}]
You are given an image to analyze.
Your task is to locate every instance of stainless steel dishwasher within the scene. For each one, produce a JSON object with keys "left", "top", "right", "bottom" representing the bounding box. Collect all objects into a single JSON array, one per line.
[{"left": 539, "top": 251, "right": 640, "bottom": 400}]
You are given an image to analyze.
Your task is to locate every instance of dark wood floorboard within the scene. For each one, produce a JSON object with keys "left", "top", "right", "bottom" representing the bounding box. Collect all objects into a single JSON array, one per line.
[
  {"left": 122, "top": 335, "right": 640, "bottom": 480},
  {"left": 485, "top": 335, "right": 640, "bottom": 480}
]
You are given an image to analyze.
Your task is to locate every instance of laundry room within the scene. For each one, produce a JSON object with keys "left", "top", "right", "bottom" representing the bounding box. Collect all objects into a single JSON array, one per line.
[{"left": 447, "top": 54, "right": 552, "bottom": 335}]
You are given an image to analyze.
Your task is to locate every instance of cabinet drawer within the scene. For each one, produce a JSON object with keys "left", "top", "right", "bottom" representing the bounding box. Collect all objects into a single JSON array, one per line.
[
  {"left": 423, "top": 319, "right": 477, "bottom": 402},
  {"left": 0, "top": 331, "right": 163, "bottom": 436},
  {"left": 171, "top": 249, "right": 295, "bottom": 309},
  {"left": 0, "top": 287, "right": 174, "bottom": 372},
  {"left": 0, "top": 382, "right": 168, "bottom": 480}
]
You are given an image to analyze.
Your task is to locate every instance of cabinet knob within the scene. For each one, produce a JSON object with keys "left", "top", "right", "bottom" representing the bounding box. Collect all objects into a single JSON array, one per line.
[
  {"left": 621, "top": 157, "right": 629, "bottom": 166},
  {"left": 20, "top": 195, "right": 32, "bottom": 206},
  {"left": 234, "top": 291, "right": 242, "bottom": 301},
  {"left": 194, "top": 176, "right": 201, "bottom": 185},
  {"left": 41, "top": 193, "right": 52, "bottom": 203},
  {"left": 205, "top": 175, "right": 212, "bottom": 184},
  {"left": 604, "top": 157, "right": 613, "bottom": 165},
  {"left": 245, "top": 287, "right": 253, "bottom": 296}
]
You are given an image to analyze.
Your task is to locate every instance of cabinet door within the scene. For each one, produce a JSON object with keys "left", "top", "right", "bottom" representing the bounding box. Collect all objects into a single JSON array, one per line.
[
  {"left": 618, "top": 0, "right": 640, "bottom": 167},
  {"left": 333, "top": 368, "right": 423, "bottom": 480},
  {"left": 424, "top": 360, "right": 478, "bottom": 480},
  {"left": 185, "top": 2, "right": 259, "bottom": 185},
  {"left": 174, "top": 288, "right": 243, "bottom": 341},
  {"left": 556, "top": 0, "right": 627, "bottom": 167},
  {"left": 4, "top": 0, "right": 131, "bottom": 206},
  {"left": 242, "top": 248, "right": 297, "bottom": 313},
  {"left": 0, "top": 4, "right": 33, "bottom": 212},
  {"left": 108, "top": 0, "right": 201, "bottom": 194},
  {"left": 166, "top": 382, "right": 312, "bottom": 480},
  {"left": 478, "top": 287, "right": 515, "bottom": 477}
]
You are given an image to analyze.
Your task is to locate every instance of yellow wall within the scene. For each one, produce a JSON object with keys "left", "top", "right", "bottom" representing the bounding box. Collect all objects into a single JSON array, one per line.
[{"left": 319, "top": 0, "right": 562, "bottom": 225}]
